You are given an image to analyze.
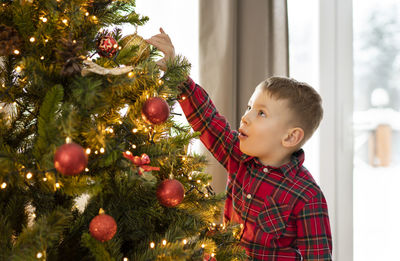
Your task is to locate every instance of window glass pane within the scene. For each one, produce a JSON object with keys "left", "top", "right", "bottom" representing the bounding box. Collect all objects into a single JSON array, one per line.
[
  {"left": 353, "top": 1, "right": 400, "bottom": 260},
  {"left": 288, "top": 0, "right": 320, "bottom": 182}
]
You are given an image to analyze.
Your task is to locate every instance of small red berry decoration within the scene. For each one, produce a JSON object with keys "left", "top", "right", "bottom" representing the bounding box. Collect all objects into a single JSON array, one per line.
[
  {"left": 156, "top": 179, "right": 185, "bottom": 207},
  {"left": 122, "top": 152, "right": 160, "bottom": 175},
  {"left": 89, "top": 208, "right": 117, "bottom": 242},
  {"left": 203, "top": 253, "right": 217, "bottom": 261},
  {"left": 54, "top": 143, "right": 88, "bottom": 176},
  {"left": 141, "top": 97, "right": 170, "bottom": 125},
  {"left": 96, "top": 35, "right": 118, "bottom": 58}
]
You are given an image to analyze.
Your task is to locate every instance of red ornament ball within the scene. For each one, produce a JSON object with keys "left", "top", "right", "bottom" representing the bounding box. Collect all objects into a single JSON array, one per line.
[
  {"left": 156, "top": 179, "right": 185, "bottom": 207},
  {"left": 141, "top": 97, "right": 170, "bottom": 125},
  {"left": 54, "top": 143, "right": 88, "bottom": 176},
  {"left": 96, "top": 35, "right": 118, "bottom": 58},
  {"left": 89, "top": 211, "right": 117, "bottom": 242}
]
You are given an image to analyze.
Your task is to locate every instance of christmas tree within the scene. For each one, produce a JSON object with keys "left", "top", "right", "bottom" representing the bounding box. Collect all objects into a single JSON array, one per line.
[{"left": 0, "top": 0, "right": 245, "bottom": 260}]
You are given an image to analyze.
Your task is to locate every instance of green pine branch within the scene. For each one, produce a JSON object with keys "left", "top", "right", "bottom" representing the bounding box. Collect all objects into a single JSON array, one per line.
[{"left": 10, "top": 208, "right": 72, "bottom": 261}]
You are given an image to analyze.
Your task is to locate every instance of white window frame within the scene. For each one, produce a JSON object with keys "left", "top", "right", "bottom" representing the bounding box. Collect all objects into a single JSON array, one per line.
[{"left": 319, "top": 0, "right": 354, "bottom": 260}]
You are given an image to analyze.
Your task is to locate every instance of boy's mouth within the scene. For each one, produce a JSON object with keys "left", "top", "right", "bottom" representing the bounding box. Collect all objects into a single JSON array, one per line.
[{"left": 238, "top": 128, "right": 248, "bottom": 138}]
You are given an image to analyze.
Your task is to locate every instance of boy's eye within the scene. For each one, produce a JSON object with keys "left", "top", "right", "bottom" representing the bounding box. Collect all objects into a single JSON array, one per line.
[
  {"left": 258, "top": 110, "right": 266, "bottom": 117},
  {"left": 246, "top": 105, "right": 251, "bottom": 111}
]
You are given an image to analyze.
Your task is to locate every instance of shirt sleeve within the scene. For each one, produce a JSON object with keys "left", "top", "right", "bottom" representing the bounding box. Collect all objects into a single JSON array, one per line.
[
  {"left": 177, "top": 77, "right": 242, "bottom": 173},
  {"left": 295, "top": 192, "right": 333, "bottom": 260}
]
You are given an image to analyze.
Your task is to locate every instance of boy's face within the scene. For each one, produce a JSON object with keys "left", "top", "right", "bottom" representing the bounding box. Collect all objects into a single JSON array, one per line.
[{"left": 238, "top": 86, "right": 294, "bottom": 160}]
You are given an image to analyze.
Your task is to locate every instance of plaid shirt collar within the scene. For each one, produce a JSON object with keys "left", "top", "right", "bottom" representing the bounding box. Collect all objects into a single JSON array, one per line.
[{"left": 240, "top": 149, "right": 305, "bottom": 180}]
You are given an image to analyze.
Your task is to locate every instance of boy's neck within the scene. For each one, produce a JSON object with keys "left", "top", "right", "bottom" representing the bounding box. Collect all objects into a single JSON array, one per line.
[{"left": 258, "top": 152, "right": 293, "bottom": 168}]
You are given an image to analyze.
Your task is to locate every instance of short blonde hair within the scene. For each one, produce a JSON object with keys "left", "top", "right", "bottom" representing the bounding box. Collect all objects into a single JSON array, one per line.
[{"left": 258, "top": 76, "right": 323, "bottom": 144}]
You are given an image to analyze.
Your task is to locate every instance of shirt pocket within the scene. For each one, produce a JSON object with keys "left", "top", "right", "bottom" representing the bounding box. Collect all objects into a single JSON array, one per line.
[{"left": 256, "top": 196, "right": 290, "bottom": 238}]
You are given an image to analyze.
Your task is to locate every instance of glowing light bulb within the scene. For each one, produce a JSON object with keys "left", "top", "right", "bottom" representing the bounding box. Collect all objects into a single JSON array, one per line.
[
  {"left": 26, "top": 172, "right": 33, "bottom": 179},
  {"left": 201, "top": 244, "right": 205, "bottom": 248},
  {"left": 131, "top": 144, "right": 136, "bottom": 149},
  {"left": 42, "top": 17, "right": 48, "bottom": 22},
  {"left": 15, "top": 66, "right": 22, "bottom": 72},
  {"left": 86, "top": 148, "right": 91, "bottom": 154},
  {"left": 1, "top": 182, "right": 7, "bottom": 189},
  {"left": 30, "top": 37, "right": 35, "bottom": 42},
  {"left": 100, "top": 148, "right": 105, "bottom": 153},
  {"left": 150, "top": 242, "right": 155, "bottom": 248},
  {"left": 40, "top": 56, "right": 44, "bottom": 60},
  {"left": 128, "top": 72, "right": 134, "bottom": 78},
  {"left": 43, "top": 177, "right": 47, "bottom": 181},
  {"left": 162, "top": 239, "right": 167, "bottom": 246},
  {"left": 125, "top": 151, "right": 132, "bottom": 155},
  {"left": 183, "top": 239, "right": 187, "bottom": 245},
  {"left": 85, "top": 12, "right": 89, "bottom": 16},
  {"left": 85, "top": 168, "right": 89, "bottom": 172},
  {"left": 13, "top": 49, "right": 20, "bottom": 55},
  {"left": 132, "top": 128, "right": 138, "bottom": 133},
  {"left": 55, "top": 183, "right": 60, "bottom": 188},
  {"left": 36, "top": 252, "right": 43, "bottom": 258},
  {"left": 65, "top": 137, "right": 72, "bottom": 143},
  {"left": 62, "top": 19, "right": 68, "bottom": 25}
]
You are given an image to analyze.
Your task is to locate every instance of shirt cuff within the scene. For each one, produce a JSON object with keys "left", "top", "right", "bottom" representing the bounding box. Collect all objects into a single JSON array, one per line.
[{"left": 178, "top": 76, "right": 196, "bottom": 100}]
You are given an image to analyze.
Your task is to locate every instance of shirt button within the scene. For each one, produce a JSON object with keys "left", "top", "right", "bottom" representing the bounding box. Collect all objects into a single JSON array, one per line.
[
  {"left": 247, "top": 194, "right": 252, "bottom": 199},
  {"left": 263, "top": 167, "right": 269, "bottom": 173}
]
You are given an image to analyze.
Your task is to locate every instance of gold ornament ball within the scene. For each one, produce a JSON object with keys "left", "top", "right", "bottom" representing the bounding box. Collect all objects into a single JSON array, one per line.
[{"left": 119, "top": 34, "right": 150, "bottom": 64}]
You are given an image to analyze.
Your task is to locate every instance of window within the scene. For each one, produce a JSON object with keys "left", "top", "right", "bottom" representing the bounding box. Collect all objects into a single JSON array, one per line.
[
  {"left": 353, "top": 0, "right": 400, "bottom": 260},
  {"left": 287, "top": 0, "right": 320, "bottom": 182}
]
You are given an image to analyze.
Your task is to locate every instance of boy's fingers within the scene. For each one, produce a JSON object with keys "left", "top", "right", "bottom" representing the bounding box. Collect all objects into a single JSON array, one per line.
[
  {"left": 147, "top": 35, "right": 170, "bottom": 46},
  {"left": 147, "top": 38, "right": 167, "bottom": 49},
  {"left": 160, "top": 27, "right": 165, "bottom": 34},
  {"left": 152, "top": 34, "right": 171, "bottom": 43}
]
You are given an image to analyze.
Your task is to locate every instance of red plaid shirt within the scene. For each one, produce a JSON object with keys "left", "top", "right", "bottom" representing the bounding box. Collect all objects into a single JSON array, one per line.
[{"left": 178, "top": 78, "right": 332, "bottom": 260}]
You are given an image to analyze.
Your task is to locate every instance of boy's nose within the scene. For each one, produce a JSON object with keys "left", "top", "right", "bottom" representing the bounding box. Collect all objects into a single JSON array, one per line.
[{"left": 241, "top": 112, "right": 250, "bottom": 125}]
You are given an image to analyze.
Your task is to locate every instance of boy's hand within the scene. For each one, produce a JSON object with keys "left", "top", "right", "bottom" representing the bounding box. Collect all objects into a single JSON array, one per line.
[{"left": 145, "top": 28, "right": 175, "bottom": 71}]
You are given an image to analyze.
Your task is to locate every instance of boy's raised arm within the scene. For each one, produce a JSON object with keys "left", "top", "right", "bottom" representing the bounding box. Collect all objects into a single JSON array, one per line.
[{"left": 146, "top": 29, "right": 243, "bottom": 173}]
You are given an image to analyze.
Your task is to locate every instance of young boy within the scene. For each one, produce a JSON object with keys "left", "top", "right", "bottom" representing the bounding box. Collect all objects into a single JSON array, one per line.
[{"left": 146, "top": 28, "right": 332, "bottom": 261}]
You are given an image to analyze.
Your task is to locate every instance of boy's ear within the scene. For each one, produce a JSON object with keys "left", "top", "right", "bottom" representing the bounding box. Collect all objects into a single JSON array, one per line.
[{"left": 282, "top": 127, "right": 304, "bottom": 148}]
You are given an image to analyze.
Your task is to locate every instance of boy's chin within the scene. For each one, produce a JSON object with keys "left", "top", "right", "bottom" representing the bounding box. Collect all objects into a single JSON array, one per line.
[{"left": 239, "top": 144, "right": 253, "bottom": 156}]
